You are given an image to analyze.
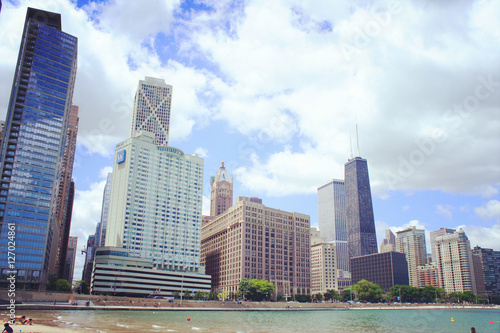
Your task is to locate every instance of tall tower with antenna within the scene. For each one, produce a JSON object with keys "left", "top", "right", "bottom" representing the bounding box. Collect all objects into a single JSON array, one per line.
[{"left": 344, "top": 124, "right": 377, "bottom": 264}]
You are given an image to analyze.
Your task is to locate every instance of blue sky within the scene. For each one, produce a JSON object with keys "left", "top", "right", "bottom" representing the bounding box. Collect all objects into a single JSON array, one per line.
[{"left": 0, "top": 0, "right": 499, "bottom": 280}]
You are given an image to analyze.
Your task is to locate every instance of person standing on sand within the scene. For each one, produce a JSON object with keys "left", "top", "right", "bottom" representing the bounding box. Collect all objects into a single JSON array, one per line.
[{"left": 471, "top": 328, "right": 476, "bottom": 333}]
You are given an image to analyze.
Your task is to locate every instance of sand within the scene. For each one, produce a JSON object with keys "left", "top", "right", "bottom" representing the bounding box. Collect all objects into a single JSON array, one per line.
[{"left": 4, "top": 324, "right": 81, "bottom": 333}]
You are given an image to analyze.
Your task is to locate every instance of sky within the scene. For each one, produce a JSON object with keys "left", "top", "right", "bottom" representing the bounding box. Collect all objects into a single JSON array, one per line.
[{"left": 0, "top": 0, "right": 499, "bottom": 282}]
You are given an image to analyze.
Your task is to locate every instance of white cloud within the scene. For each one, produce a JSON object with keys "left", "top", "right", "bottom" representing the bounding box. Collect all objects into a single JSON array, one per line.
[
  {"left": 202, "top": 194, "right": 210, "bottom": 216},
  {"left": 457, "top": 223, "right": 500, "bottom": 251},
  {"left": 474, "top": 199, "right": 500, "bottom": 220},
  {"left": 194, "top": 147, "right": 209, "bottom": 158},
  {"left": 436, "top": 204, "right": 453, "bottom": 220}
]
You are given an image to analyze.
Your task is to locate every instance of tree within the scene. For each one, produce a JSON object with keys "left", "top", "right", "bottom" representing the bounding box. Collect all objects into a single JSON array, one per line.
[
  {"left": 218, "top": 288, "right": 229, "bottom": 301},
  {"left": 173, "top": 291, "right": 180, "bottom": 299},
  {"left": 194, "top": 291, "right": 206, "bottom": 300},
  {"left": 388, "top": 285, "right": 420, "bottom": 303},
  {"left": 74, "top": 280, "right": 89, "bottom": 294},
  {"left": 352, "top": 280, "right": 383, "bottom": 302},
  {"left": 183, "top": 290, "right": 191, "bottom": 300},
  {"left": 46, "top": 274, "right": 58, "bottom": 291},
  {"left": 324, "top": 289, "right": 340, "bottom": 302},
  {"left": 313, "top": 293, "right": 323, "bottom": 302},
  {"left": 341, "top": 289, "right": 352, "bottom": 302},
  {"left": 55, "top": 279, "right": 71, "bottom": 292},
  {"left": 460, "top": 291, "right": 475, "bottom": 303},
  {"left": 238, "top": 278, "right": 274, "bottom": 301}
]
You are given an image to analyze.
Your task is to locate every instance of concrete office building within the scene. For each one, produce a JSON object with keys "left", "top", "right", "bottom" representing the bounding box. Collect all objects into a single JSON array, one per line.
[
  {"left": 310, "top": 227, "right": 324, "bottom": 246},
  {"left": 201, "top": 196, "right": 311, "bottom": 297},
  {"left": 344, "top": 157, "right": 377, "bottom": 261},
  {"left": 210, "top": 161, "right": 233, "bottom": 217},
  {"left": 471, "top": 246, "right": 500, "bottom": 297},
  {"left": 311, "top": 242, "right": 336, "bottom": 295},
  {"left": 0, "top": 8, "right": 77, "bottom": 290},
  {"left": 380, "top": 229, "right": 396, "bottom": 253},
  {"left": 351, "top": 251, "right": 409, "bottom": 292},
  {"left": 106, "top": 131, "right": 204, "bottom": 272},
  {"left": 317, "top": 179, "right": 348, "bottom": 272},
  {"left": 396, "top": 226, "right": 427, "bottom": 287},
  {"left": 417, "top": 263, "right": 439, "bottom": 288},
  {"left": 435, "top": 230, "right": 476, "bottom": 293},
  {"left": 130, "top": 77, "right": 172, "bottom": 147},
  {"left": 429, "top": 228, "right": 455, "bottom": 263},
  {"left": 91, "top": 247, "right": 211, "bottom": 297}
]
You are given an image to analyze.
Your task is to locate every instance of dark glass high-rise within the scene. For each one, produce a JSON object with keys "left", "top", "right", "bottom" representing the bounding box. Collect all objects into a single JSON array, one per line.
[
  {"left": 345, "top": 157, "right": 378, "bottom": 261},
  {"left": 0, "top": 8, "right": 77, "bottom": 290}
]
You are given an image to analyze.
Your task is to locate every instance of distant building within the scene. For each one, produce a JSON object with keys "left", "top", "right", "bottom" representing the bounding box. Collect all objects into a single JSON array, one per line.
[
  {"left": 317, "top": 179, "right": 348, "bottom": 272},
  {"left": 417, "top": 263, "right": 439, "bottom": 288},
  {"left": 396, "top": 226, "right": 427, "bottom": 287},
  {"left": 380, "top": 229, "right": 396, "bottom": 253},
  {"left": 311, "top": 242, "right": 336, "bottom": 295},
  {"left": 345, "top": 157, "right": 378, "bottom": 261},
  {"left": 62, "top": 236, "right": 77, "bottom": 284},
  {"left": 96, "top": 173, "right": 112, "bottom": 247},
  {"left": 435, "top": 230, "right": 476, "bottom": 293},
  {"left": 130, "top": 77, "right": 172, "bottom": 146},
  {"left": 429, "top": 228, "right": 455, "bottom": 263},
  {"left": 310, "top": 227, "right": 324, "bottom": 246},
  {"left": 350, "top": 251, "right": 409, "bottom": 292},
  {"left": 91, "top": 247, "right": 211, "bottom": 297},
  {"left": 471, "top": 246, "right": 500, "bottom": 297},
  {"left": 81, "top": 234, "right": 97, "bottom": 286},
  {"left": 210, "top": 161, "right": 233, "bottom": 217},
  {"left": 201, "top": 196, "right": 311, "bottom": 297}
]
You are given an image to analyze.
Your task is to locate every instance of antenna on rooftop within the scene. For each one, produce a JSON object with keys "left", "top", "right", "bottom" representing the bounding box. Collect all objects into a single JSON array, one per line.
[
  {"left": 355, "top": 117, "right": 360, "bottom": 157},
  {"left": 349, "top": 133, "right": 353, "bottom": 159}
]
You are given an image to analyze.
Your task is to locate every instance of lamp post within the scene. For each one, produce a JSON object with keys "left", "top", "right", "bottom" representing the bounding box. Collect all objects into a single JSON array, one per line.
[{"left": 399, "top": 287, "right": 402, "bottom": 305}]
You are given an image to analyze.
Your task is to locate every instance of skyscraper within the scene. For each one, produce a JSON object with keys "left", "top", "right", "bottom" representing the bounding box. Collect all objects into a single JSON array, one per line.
[
  {"left": 53, "top": 104, "right": 79, "bottom": 279},
  {"left": 471, "top": 246, "right": 500, "bottom": 297},
  {"left": 317, "top": 179, "right": 349, "bottom": 288},
  {"left": 96, "top": 173, "right": 112, "bottom": 247},
  {"left": 62, "top": 236, "right": 77, "bottom": 284},
  {"left": 396, "top": 226, "right": 427, "bottom": 287},
  {"left": 130, "top": 77, "right": 172, "bottom": 146},
  {"left": 345, "top": 157, "right": 377, "bottom": 261},
  {"left": 429, "top": 228, "right": 455, "bottom": 263},
  {"left": 435, "top": 230, "right": 476, "bottom": 293},
  {"left": 0, "top": 8, "right": 77, "bottom": 289},
  {"left": 210, "top": 161, "right": 233, "bottom": 217}
]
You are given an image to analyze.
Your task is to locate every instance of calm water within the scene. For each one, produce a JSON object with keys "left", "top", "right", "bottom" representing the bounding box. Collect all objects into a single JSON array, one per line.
[{"left": 42, "top": 309, "right": 500, "bottom": 332}]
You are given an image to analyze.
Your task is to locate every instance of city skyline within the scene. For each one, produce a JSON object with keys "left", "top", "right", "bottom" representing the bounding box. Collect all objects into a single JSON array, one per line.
[{"left": 0, "top": 1, "right": 498, "bottom": 281}]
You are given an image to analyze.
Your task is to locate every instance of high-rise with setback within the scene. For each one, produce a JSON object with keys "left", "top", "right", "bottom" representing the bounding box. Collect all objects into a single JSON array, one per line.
[
  {"left": 210, "top": 161, "right": 233, "bottom": 217},
  {"left": 0, "top": 8, "right": 77, "bottom": 290},
  {"left": 344, "top": 157, "right": 377, "bottom": 261},
  {"left": 396, "top": 226, "right": 427, "bottom": 287}
]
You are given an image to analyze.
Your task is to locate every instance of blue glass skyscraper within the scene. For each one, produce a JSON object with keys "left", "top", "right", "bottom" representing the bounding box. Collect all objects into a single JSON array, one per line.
[
  {"left": 345, "top": 157, "right": 378, "bottom": 261},
  {"left": 0, "top": 8, "right": 77, "bottom": 290}
]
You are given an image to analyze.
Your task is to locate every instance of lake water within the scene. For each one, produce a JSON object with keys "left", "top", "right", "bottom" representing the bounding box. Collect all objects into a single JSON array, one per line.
[{"left": 38, "top": 308, "right": 500, "bottom": 332}]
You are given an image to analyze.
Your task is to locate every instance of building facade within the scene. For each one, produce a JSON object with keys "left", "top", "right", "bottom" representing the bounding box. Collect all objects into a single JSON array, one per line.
[
  {"left": 350, "top": 251, "right": 409, "bottom": 292},
  {"left": 91, "top": 247, "right": 211, "bottom": 297},
  {"left": 53, "top": 104, "right": 79, "bottom": 279},
  {"left": 380, "top": 229, "right": 396, "bottom": 253},
  {"left": 471, "top": 246, "right": 500, "bottom": 297},
  {"left": 62, "top": 236, "right": 77, "bottom": 284},
  {"left": 344, "top": 157, "right": 378, "bottom": 261},
  {"left": 130, "top": 77, "right": 172, "bottom": 147},
  {"left": 435, "top": 230, "right": 476, "bottom": 293},
  {"left": 201, "top": 196, "right": 311, "bottom": 297},
  {"left": 317, "top": 179, "right": 348, "bottom": 272},
  {"left": 417, "top": 263, "right": 439, "bottom": 288},
  {"left": 97, "top": 172, "right": 112, "bottom": 247},
  {"left": 0, "top": 7, "right": 77, "bottom": 290},
  {"left": 311, "top": 242, "right": 336, "bottom": 295},
  {"left": 429, "top": 228, "right": 455, "bottom": 263},
  {"left": 210, "top": 161, "right": 233, "bottom": 217},
  {"left": 396, "top": 226, "right": 427, "bottom": 287},
  {"left": 105, "top": 131, "right": 204, "bottom": 273}
]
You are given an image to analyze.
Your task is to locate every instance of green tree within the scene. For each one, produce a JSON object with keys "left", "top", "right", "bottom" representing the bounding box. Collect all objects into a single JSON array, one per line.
[
  {"left": 460, "top": 291, "right": 475, "bottom": 303},
  {"left": 183, "top": 289, "right": 191, "bottom": 300},
  {"left": 173, "top": 291, "right": 180, "bottom": 299},
  {"left": 341, "top": 288, "right": 352, "bottom": 302},
  {"left": 352, "top": 280, "right": 383, "bottom": 302},
  {"left": 313, "top": 293, "right": 323, "bottom": 302},
  {"left": 46, "top": 274, "right": 58, "bottom": 291},
  {"left": 324, "top": 289, "right": 340, "bottom": 302},
  {"left": 55, "top": 279, "right": 71, "bottom": 292},
  {"left": 238, "top": 278, "right": 274, "bottom": 301},
  {"left": 194, "top": 291, "right": 206, "bottom": 300},
  {"left": 74, "top": 280, "right": 89, "bottom": 294}
]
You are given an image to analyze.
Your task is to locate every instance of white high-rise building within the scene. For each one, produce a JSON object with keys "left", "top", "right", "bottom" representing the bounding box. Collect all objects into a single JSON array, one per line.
[
  {"left": 106, "top": 131, "right": 203, "bottom": 272},
  {"left": 131, "top": 77, "right": 172, "bottom": 146},
  {"left": 429, "top": 228, "right": 455, "bottom": 263},
  {"left": 317, "top": 179, "right": 348, "bottom": 271},
  {"left": 97, "top": 173, "right": 112, "bottom": 247},
  {"left": 435, "top": 229, "right": 476, "bottom": 293},
  {"left": 396, "top": 226, "right": 427, "bottom": 287}
]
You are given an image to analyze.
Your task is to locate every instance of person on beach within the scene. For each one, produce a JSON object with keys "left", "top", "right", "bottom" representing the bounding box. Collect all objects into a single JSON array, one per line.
[
  {"left": 14, "top": 316, "right": 27, "bottom": 325},
  {"left": 2, "top": 323, "right": 13, "bottom": 333},
  {"left": 470, "top": 328, "right": 476, "bottom": 333}
]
